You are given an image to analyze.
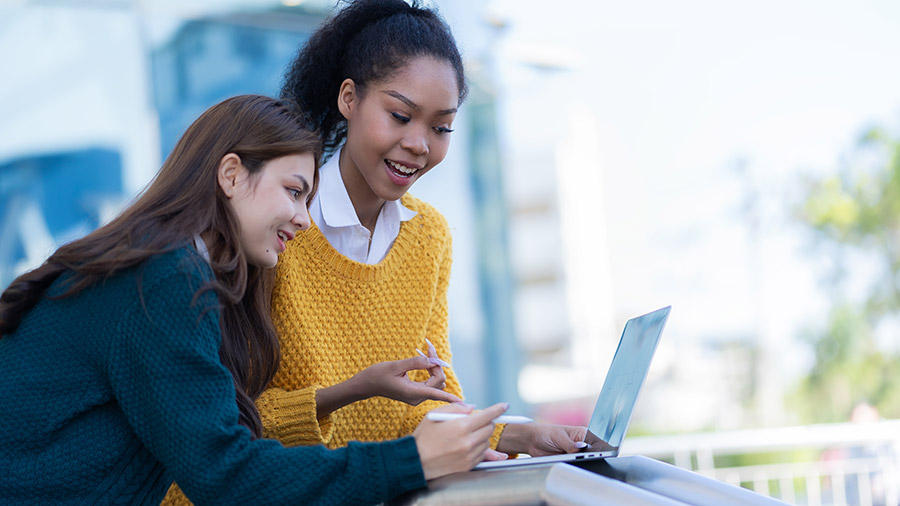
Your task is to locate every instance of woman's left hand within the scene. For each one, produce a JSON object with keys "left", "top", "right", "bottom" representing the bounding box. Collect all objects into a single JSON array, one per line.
[{"left": 496, "top": 423, "right": 596, "bottom": 456}]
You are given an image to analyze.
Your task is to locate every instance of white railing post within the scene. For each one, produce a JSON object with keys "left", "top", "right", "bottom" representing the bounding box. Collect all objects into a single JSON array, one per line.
[
  {"left": 752, "top": 470, "right": 769, "bottom": 496},
  {"left": 806, "top": 471, "right": 821, "bottom": 506},
  {"left": 620, "top": 419, "right": 900, "bottom": 505},
  {"left": 884, "top": 459, "right": 899, "bottom": 506},
  {"left": 831, "top": 469, "right": 846, "bottom": 506},
  {"left": 777, "top": 475, "right": 794, "bottom": 504},
  {"left": 673, "top": 450, "right": 692, "bottom": 471},
  {"left": 856, "top": 470, "right": 872, "bottom": 506}
]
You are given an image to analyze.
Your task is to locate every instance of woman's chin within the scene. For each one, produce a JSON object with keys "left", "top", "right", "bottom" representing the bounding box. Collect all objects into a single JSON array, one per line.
[{"left": 248, "top": 252, "right": 279, "bottom": 269}]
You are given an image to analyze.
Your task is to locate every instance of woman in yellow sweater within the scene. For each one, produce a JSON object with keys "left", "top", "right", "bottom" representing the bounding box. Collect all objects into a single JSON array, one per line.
[
  {"left": 2, "top": 94, "right": 507, "bottom": 506},
  {"left": 262, "top": 0, "right": 590, "bottom": 459},
  {"left": 163, "top": 4, "right": 547, "bottom": 503}
]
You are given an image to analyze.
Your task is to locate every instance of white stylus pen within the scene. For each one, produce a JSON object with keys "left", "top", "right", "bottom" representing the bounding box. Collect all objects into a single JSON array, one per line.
[{"left": 425, "top": 413, "right": 533, "bottom": 424}]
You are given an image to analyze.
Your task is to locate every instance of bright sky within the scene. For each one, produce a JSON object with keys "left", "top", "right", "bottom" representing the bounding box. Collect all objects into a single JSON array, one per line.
[
  {"left": 4, "top": 0, "right": 900, "bottom": 426},
  {"left": 479, "top": 0, "right": 900, "bottom": 420}
]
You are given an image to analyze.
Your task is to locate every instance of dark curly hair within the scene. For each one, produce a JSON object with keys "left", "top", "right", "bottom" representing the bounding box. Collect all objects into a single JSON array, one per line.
[{"left": 281, "top": 0, "right": 467, "bottom": 156}]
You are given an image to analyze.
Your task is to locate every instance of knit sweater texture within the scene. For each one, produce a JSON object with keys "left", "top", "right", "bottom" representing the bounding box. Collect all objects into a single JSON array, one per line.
[
  {"left": 258, "top": 194, "right": 506, "bottom": 448},
  {"left": 0, "top": 246, "right": 425, "bottom": 505},
  {"left": 162, "top": 195, "right": 505, "bottom": 506}
]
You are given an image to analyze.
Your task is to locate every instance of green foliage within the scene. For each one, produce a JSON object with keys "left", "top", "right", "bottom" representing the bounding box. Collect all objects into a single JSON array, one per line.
[
  {"left": 802, "top": 128, "right": 900, "bottom": 255},
  {"left": 794, "top": 126, "right": 900, "bottom": 423},
  {"left": 714, "top": 449, "right": 820, "bottom": 470},
  {"left": 791, "top": 303, "right": 900, "bottom": 422}
]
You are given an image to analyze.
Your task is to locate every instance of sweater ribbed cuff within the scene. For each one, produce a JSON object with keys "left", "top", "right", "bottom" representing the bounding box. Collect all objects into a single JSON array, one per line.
[
  {"left": 489, "top": 423, "right": 505, "bottom": 450},
  {"left": 257, "top": 387, "right": 334, "bottom": 447},
  {"left": 363, "top": 435, "right": 426, "bottom": 499}
]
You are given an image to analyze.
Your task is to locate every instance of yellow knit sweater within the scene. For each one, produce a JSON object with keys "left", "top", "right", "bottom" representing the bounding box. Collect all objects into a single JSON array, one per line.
[
  {"left": 259, "top": 193, "right": 504, "bottom": 449},
  {"left": 162, "top": 194, "right": 503, "bottom": 505}
]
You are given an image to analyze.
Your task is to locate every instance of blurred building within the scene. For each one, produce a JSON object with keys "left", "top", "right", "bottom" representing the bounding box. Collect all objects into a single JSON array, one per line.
[
  {"left": 0, "top": 0, "right": 773, "bottom": 433},
  {"left": 0, "top": 0, "right": 525, "bottom": 411}
]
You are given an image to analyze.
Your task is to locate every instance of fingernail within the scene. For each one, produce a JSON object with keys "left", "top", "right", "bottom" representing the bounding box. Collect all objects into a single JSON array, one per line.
[
  {"left": 416, "top": 348, "right": 428, "bottom": 358},
  {"left": 426, "top": 338, "right": 437, "bottom": 354},
  {"left": 429, "top": 357, "right": 451, "bottom": 368},
  {"left": 502, "top": 402, "right": 510, "bottom": 410},
  {"left": 574, "top": 441, "right": 588, "bottom": 449}
]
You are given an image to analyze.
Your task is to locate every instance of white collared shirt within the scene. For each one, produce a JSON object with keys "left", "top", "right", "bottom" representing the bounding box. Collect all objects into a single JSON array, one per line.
[
  {"left": 310, "top": 147, "right": 417, "bottom": 264},
  {"left": 193, "top": 234, "right": 210, "bottom": 262}
]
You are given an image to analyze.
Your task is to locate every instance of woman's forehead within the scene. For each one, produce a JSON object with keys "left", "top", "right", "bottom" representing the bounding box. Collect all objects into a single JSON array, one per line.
[{"left": 373, "top": 56, "right": 460, "bottom": 109}]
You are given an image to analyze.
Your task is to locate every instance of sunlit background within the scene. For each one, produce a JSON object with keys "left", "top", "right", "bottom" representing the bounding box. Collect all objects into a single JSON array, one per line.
[{"left": 4, "top": 0, "right": 900, "bottom": 503}]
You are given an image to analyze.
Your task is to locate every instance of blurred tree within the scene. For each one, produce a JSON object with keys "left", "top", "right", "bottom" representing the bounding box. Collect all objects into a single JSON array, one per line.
[{"left": 794, "top": 127, "right": 900, "bottom": 423}]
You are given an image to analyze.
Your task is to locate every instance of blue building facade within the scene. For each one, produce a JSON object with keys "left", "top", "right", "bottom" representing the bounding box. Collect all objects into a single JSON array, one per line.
[{"left": 0, "top": 2, "right": 519, "bottom": 411}]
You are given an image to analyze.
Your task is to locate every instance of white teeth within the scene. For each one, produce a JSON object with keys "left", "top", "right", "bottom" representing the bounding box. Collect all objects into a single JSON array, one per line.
[
  {"left": 388, "top": 160, "right": 417, "bottom": 175},
  {"left": 277, "top": 231, "right": 287, "bottom": 242}
]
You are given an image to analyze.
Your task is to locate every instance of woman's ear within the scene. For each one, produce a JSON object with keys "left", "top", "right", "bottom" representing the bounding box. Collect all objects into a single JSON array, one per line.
[
  {"left": 217, "top": 153, "right": 243, "bottom": 199},
  {"left": 337, "top": 78, "right": 358, "bottom": 120}
]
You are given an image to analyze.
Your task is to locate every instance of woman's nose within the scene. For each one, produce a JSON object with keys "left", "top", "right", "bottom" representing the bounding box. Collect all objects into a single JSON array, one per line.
[
  {"left": 293, "top": 205, "right": 311, "bottom": 232},
  {"left": 401, "top": 128, "right": 428, "bottom": 156}
]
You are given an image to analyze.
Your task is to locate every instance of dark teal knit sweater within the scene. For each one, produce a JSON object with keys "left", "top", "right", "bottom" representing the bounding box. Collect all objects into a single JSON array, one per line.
[{"left": 0, "top": 247, "right": 426, "bottom": 505}]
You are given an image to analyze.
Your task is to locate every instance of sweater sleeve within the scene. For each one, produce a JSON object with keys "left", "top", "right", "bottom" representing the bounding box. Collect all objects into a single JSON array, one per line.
[
  {"left": 254, "top": 243, "right": 338, "bottom": 448},
  {"left": 255, "top": 385, "right": 334, "bottom": 446},
  {"left": 397, "top": 232, "right": 508, "bottom": 450},
  {"left": 106, "top": 255, "right": 425, "bottom": 505}
]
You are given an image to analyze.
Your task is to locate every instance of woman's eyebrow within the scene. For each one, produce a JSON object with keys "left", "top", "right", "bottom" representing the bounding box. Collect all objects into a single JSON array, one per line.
[
  {"left": 382, "top": 90, "right": 457, "bottom": 116},
  {"left": 292, "top": 175, "right": 310, "bottom": 193}
]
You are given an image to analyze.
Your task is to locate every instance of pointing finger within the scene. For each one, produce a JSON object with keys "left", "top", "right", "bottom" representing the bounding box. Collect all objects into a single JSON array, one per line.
[
  {"left": 410, "top": 384, "right": 462, "bottom": 404},
  {"left": 398, "top": 356, "right": 436, "bottom": 372}
]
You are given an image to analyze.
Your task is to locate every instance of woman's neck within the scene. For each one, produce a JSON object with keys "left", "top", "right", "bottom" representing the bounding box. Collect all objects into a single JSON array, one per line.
[{"left": 338, "top": 149, "right": 384, "bottom": 234}]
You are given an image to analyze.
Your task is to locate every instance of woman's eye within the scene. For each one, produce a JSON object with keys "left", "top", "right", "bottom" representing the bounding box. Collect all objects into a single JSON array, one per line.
[
  {"left": 434, "top": 126, "right": 454, "bottom": 134},
  {"left": 287, "top": 188, "right": 302, "bottom": 200},
  {"left": 391, "top": 112, "right": 411, "bottom": 123}
]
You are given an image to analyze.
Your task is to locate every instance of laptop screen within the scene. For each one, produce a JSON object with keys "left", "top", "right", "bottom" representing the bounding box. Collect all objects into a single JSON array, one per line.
[{"left": 585, "top": 306, "right": 670, "bottom": 451}]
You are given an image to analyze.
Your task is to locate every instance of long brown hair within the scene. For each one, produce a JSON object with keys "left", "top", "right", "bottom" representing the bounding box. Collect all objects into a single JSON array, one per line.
[{"left": 0, "top": 95, "right": 322, "bottom": 438}]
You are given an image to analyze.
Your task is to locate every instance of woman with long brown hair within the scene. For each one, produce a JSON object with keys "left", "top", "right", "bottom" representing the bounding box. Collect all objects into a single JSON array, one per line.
[{"left": 0, "top": 94, "right": 507, "bottom": 505}]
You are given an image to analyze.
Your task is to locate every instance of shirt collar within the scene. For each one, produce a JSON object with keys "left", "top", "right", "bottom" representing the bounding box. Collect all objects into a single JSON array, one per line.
[{"left": 192, "top": 234, "right": 210, "bottom": 262}]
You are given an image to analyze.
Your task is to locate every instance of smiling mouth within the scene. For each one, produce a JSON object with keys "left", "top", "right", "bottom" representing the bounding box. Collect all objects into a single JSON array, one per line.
[
  {"left": 276, "top": 230, "right": 294, "bottom": 252},
  {"left": 386, "top": 159, "right": 419, "bottom": 178}
]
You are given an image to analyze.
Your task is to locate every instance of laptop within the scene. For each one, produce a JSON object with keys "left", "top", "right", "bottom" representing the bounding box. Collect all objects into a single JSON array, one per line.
[{"left": 475, "top": 305, "right": 671, "bottom": 469}]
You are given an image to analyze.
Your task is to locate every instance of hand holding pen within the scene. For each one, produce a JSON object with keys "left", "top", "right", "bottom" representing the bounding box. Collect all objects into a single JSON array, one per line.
[
  {"left": 414, "top": 402, "right": 511, "bottom": 479},
  {"left": 426, "top": 412, "right": 533, "bottom": 424}
]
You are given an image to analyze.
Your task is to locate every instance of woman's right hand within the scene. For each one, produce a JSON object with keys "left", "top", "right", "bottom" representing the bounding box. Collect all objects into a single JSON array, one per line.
[
  {"left": 413, "top": 402, "right": 509, "bottom": 480},
  {"left": 354, "top": 356, "right": 461, "bottom": 406},
  {"left": 315, "top": 357, "right": 461, "bottom": 419}
]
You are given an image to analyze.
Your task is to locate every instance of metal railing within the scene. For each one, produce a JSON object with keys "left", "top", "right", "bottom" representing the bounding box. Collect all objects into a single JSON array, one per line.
[{"left": 620, "top": 420, "right": 900, "bottom": 505}]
